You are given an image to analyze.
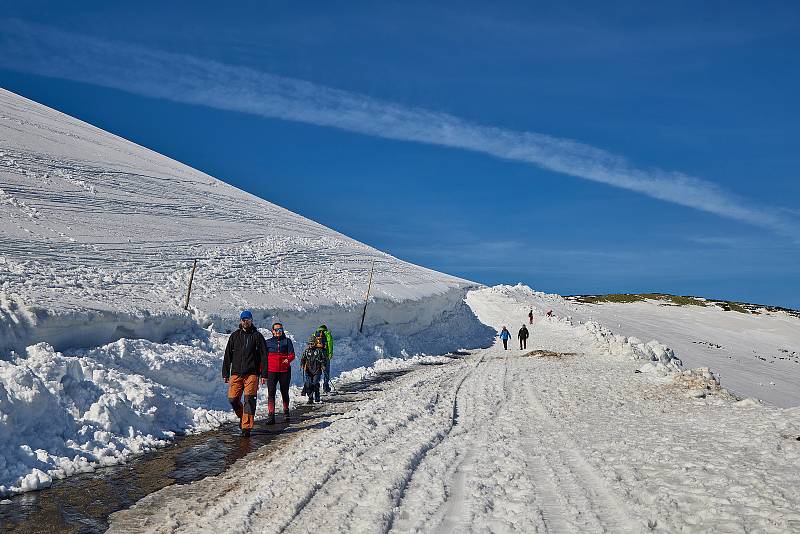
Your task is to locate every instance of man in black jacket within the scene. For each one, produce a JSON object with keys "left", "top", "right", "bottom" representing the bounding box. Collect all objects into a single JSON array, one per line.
[
  {"left": 222, "top": 310, "right": 267, "bottom": 437},
  {"left": 518, "top": 324, "right": 529, "bottom": 350}
]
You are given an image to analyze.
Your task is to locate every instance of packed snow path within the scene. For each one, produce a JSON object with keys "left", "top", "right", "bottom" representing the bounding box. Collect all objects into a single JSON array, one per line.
[{"left": 108, "top": 288, "right": 800, "bottom": 533}]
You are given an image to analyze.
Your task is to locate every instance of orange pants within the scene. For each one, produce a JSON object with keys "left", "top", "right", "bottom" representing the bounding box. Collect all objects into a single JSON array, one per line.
[{"left": 228, "top": 374, "right": 259, "bottom": 430}]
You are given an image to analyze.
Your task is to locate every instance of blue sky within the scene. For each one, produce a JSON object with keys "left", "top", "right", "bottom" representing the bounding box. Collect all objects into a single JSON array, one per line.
[{"left": 1, "top": 1, "right": 799, "bottom": 307}]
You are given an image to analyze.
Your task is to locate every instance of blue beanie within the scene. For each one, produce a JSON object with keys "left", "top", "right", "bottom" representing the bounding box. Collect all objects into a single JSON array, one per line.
[{"left": 240, "top": 310, "right": 253, "bottom": 320}]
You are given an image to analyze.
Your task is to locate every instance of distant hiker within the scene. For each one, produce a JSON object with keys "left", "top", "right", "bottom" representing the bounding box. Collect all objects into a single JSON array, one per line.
[
  {"left": 518, "top": 324, "right": 529, "bottom": 350},
  {"left": 528, "top": 309, "right": 534, "bottom": 324},
  {"left": 546, "top": 309, "right": 554, "bottom": 318},
  {"left": 316, "top": 325, "right": 334, "bottom": 392},
  {"left": 301, "top": 333, "right": 327, "bottom": 404},
  {"left": 264, "top": 322, "right": 295, "bottom": 424},
  {"left": 499, "top": 326, "right": 511, "bottom": 350},
  {"left": 222, "top": 310, "right": 267, "bottom": 437}
]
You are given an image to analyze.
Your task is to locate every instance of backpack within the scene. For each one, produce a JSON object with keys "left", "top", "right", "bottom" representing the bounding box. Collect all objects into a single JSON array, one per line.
[{"left": 302, "top": 346, "right": 326, "bottom": 375}]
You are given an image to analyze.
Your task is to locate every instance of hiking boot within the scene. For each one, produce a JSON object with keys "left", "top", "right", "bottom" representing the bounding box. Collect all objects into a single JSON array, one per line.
[
  {"left": 314, "top": 394, "right": 321, "bottom": 403},
  {"left": 306, "top": 396, "right": 314, "bottom": 405},
  {"left": 283, "top": 411, "right": 291, "bottom": 423},
  {"left": 266, "top": 413, "right": 275, "bottom": 425},
  {"left": 240, "top": 428, "right": 251, "bottom": 437}
]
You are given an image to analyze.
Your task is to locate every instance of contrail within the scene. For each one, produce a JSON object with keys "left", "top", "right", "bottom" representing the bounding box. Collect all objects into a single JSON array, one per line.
[{"left": 1, "top": 18, "right": 796, "bottom": 236}]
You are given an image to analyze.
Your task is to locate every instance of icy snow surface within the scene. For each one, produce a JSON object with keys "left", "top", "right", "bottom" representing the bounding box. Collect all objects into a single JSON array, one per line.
[{"left": 105, "top": 285, "right": 800, "bottom": 533}]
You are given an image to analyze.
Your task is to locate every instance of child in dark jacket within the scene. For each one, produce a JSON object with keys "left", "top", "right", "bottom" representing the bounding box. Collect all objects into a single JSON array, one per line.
[{"left": 301, "top": 333, "right": 326, "bottom": 404}]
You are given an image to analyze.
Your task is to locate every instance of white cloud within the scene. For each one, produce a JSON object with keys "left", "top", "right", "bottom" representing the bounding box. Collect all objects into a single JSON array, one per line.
[{"left": 1, "top": 19, "right": 796, "bottom": 236}]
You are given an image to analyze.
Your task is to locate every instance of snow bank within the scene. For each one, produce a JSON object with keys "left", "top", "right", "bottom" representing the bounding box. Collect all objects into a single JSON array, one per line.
[
  {"left": 0, "top": 341, "right": 231, "bottom": 495},
  {"left": 0, "top": 301, "right": 199, "bottom": 360},
  {"left": 0, "top": 310, "right": 484, "bottom": 496},
  {"left": 334, "top": 354, "right": 456, "bottom": 386},
  {"left": 581, "top": 320, "right": 683, "bottom": 375},
  {"left": 0, "top": 88, "right": 476, "bottom": 357}
]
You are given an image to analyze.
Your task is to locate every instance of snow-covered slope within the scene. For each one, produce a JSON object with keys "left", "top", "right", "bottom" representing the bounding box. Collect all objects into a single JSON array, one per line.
[
  {"left": 506, "top": 285, "right": 800, "bottom": 407},
  {"left": 0, "top": 88, "right": 497, "bottom": 496},
  {"left": 0, "top": 88, "right": 483, "bottom": 356}
]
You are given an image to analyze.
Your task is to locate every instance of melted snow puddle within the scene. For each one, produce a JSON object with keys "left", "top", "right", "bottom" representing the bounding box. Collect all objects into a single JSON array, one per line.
[{"left": 0, "top": 369, "right": 413, "bottom": 534}]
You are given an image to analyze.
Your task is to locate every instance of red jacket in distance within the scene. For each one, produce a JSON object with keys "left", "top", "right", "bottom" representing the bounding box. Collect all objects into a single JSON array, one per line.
[{"left": 264, "top": 335, "right": 295, "bottom": 373}]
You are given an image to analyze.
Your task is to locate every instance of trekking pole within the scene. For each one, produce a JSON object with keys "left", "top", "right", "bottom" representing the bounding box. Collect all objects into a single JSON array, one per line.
[
  {"left": 359, "top": 259, "right": 375, "bottom": 334},
  {"left": 183, "top": 259, "right": 197, "bottom": 310}
]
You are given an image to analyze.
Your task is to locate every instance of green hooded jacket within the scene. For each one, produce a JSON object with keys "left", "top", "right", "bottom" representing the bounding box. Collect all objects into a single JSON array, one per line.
[{"left": 316, "top": 326, "right": 334, "bottom": 360}]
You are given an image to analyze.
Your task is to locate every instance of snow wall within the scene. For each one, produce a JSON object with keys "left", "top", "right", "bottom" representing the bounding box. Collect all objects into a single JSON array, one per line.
[
  {"left": 0, "top": 285, "right": 494, "bottom": 364},
  {"left": 0, "top": 285, "right": 495, "bottom": 496}
]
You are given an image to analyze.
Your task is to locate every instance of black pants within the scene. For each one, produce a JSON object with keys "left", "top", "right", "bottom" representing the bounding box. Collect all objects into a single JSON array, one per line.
[
  {"left": 502, "top": 339, "right": 508, "bottom": 350},
  {"left": 266, "top": 370, "right": 291, "bottom": 413},
  {"left": 519, "top": 338, "right": 527, "bottom": 349}
]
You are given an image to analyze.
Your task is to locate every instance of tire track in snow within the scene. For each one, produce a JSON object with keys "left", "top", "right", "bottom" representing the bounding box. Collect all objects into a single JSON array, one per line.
[
  {"left": 437, "top": 446, "right": 478, "bottom": 534},
  {"left": 499, "top": 349, "right": 573, "bottom": 534},
  {"left": 391, "top": 347, "right": 540, "bottom": 533},
  {"left": 381, "top": 352, "right": 487, "bottom": 533},
  {"left": 518, "top": 372, "right": 637, "bottom": 533},
  {"left": 421, "top": 352, "right": 499, "bottom": 533},
  {"left": 232, "top": 358, "right": 481, "bottom": 534}
]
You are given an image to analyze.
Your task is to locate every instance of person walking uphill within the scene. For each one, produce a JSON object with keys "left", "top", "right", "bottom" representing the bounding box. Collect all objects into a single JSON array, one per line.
[
  {"left": 316, "top": 325, "right": 334, "bottom": 392},
  {"left": 264, "top": 322, "right": 295, "bottom": 424},
  {"left": 301, "top": 333, "right": 326, "bottom": 404},
  {"left": 518, "top": 324, "right": 529, "bottom": 350},
  {"left": 528, "top": 309, "right": 534, "bottom": 325},
  {"left": 222, "top": 310, "right": 267, "bottom": 437},
  {"left": 499, "top": 326, "right": 511, "bottom": 350}
]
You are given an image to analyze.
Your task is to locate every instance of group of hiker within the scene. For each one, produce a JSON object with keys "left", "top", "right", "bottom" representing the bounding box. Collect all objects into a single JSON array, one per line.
[
  {"left": 498, "top": 324, "right": 529, "bottom": 350},
  {"left": 499, "top": 308, "right": 552, "bottom": 351},
  {"left": 224, "top": 306, "right": 554, "bottom": 436},
  {"left": 222, "top": 310, "right": 334, "bottom": 437}
]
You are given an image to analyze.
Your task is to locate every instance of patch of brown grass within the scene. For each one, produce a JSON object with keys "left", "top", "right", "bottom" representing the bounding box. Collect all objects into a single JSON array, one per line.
[
  {"left": 524, "top": 350, "right": 578, "bottom": 358},
  {"left": 569, "top": 293, "right": 706, "bottom": 307}
]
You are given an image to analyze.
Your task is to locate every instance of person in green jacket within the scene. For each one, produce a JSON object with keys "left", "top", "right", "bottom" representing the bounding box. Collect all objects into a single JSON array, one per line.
[{"left": 316, "top": 325, "right": 334, "bottom": 392}]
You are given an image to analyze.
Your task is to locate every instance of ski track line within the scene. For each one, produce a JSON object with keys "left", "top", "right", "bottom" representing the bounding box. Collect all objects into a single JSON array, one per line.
[
  {"left": 382, "top": 351, "right": 487, "bottom": 533},
  {"left": 501, "top": 352, "right": 574, "bottom": 534},
  {"left": 254, "top": 357, "right": 480, "bottom": 534},
  {"left": 269, "top": 388, "right": 449, "bottom": 534},
  {"left": 391, "top": 345, "right": 544, "bottom": 534},
  {"left": 433, "top": 350, "right": 502, "bottom": 534},
  {"left": 520, "top": 371, "right": 638, "bottom": 533},
  {"left": 437, "top": 445, "right": 478, "bottom": 534}
]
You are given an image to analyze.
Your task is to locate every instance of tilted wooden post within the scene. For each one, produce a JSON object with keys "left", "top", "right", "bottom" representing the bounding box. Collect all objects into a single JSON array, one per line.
[
  {"left": 359, "top": 259, "right": 375, "bottom": 334},
  {"left": 183, "top": 259, "right": 197, "bottom": 310}
]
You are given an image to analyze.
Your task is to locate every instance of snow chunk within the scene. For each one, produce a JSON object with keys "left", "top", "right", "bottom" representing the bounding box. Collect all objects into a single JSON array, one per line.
[{"left": 583, "top": 321, "right": 683, "bottom": 374}]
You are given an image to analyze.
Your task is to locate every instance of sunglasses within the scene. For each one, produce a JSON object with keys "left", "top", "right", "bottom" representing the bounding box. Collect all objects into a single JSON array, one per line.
[{"left": 273, "top": 327, "right": 284, "bottom": 332}]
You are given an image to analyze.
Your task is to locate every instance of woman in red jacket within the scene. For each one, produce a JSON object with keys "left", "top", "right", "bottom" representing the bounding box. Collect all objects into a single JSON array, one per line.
[{"left": 263, "top": 322, "right": 295, "bottom": 424}]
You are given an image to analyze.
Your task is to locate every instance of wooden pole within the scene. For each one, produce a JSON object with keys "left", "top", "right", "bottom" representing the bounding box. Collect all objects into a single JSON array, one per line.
[
  {"left": 359, "top": 259, "right": 375, "bottom": 334},
  {"left": 183, "top": 259, "right": 197, "bottom": 310}
]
